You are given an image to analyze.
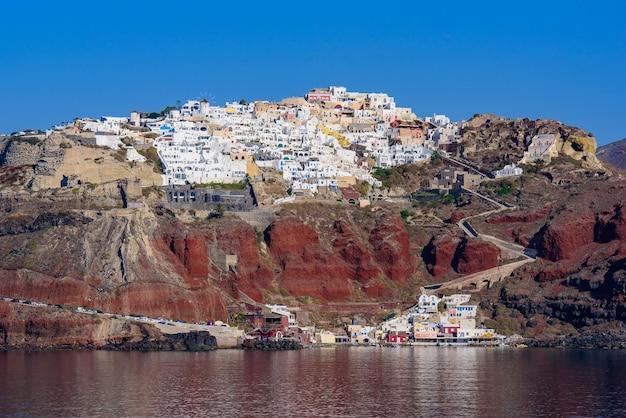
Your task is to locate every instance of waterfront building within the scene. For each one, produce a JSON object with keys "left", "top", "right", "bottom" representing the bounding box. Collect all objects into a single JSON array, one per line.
[{"left": 266, "top": 304, "right": 298, "bottom": 328}]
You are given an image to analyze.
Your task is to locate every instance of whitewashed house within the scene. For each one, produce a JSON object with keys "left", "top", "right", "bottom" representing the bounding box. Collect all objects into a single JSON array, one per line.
[
  {"left": 521, "top": 134, "right": 558, "bottom": 163},
  {"left": 493, "top": 163, "right": 523, "bottom": 178}
]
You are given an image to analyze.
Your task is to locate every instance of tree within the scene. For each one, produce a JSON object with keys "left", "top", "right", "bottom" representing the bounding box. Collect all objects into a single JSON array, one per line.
[
  {"left": 160, "top": 105, "right": 175, "bottom": 116},
  {"left": 239, "top": 99, "right": 248, "bottom": 106},
  {"left": 215, "top": 203, "right": 225, "bottom": 218},
  {"left": 400, "top": 209, "right": 410, "bottom": 223},
  {"left": 437, "top": 301, "right": 446, "bottom": 313}
]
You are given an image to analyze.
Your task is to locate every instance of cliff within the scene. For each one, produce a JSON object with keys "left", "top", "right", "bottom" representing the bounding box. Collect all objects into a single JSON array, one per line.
[
  {"left": 475, "top": 158, "right": 626, "bottom": 339},
  {"left": 423, "top": 234, "right": 501, "bottom": 279},
  {"left": 460, "top": 114, "right": 602, "bottom": 170},
  {"left": 597, "top": 138, "right": 626, "bottom": 171},
  {"left": 0, "top": 133, "right": 162, "bottom": 190},
  {"left": 0, "top": 302, "right": 216, "bottom": 351},
  {"left": 263, "top": 212, "right": 415, "bottom": 301},
  {"left": 1, "top": 119, "right": 625, "bottom": 348}
]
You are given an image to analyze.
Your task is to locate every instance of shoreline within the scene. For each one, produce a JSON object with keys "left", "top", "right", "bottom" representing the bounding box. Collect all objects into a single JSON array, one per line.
[{"left": 4, "top": 336, "right": 626, "bottom": 352}]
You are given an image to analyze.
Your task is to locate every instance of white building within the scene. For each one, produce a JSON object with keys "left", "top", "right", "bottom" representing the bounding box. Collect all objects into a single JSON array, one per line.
[
  {"left": 125, "top": 146, "right": 146, "bottom": 162},
  {"left": 94, "top": 132, "right": 123, "bottom": 149},
  {"left": 425, "top": 114, "right": 450, "bottom": 127},
  {"left": 180, "top": 100, "right": 210, "bottom": 118},
  {"left": 521, "top": 134, "right": 558, "bottom": 163},
  {"left": 417, "top": 294, "right": 440, "bottom": 313},
  {"left": 75, "top": 87, "right": 473, "bottom": 193},
  {"left": 493, "top": 163, "right": 523, "bottom": 178},
  {"left": 154, "top": 130, "right": 247, "bottom": 185},
  {"left": 266, "top": 304, "right": 298, "bottom": 328}
]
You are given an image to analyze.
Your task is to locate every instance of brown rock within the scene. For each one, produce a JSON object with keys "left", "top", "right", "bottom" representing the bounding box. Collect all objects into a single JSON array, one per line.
[
  {"left": 368, "top": 214, "right": 415, "bottom": 284},
  {"left": 450, "top": 211, "right": 465, "bottom": 224},
  {"left": 487, "top": 206, "right": 550, "bottom": 224},
  {"left": 0, "top": 301, "right": 11, "bottom": 318},
  {"left": 425, "top": 234, "right": 500, "bottom": 278},
  {"left": 596, "top": 203, "right": 626, "bottom": 243},
  {"left": 425, "top": 235, "right": 461, "bottom": 278},
  {"left": 455, "top": 239, "right": 501, "bottom": 275},
  {"left": 537, "top": 213, "right": 596, "bottom": 261},
  {"left": 332, "top": 220, "right": 382, "bottom": 283},
  {"left": 214, "top": 219, "right": 273, "bottom": 301},
  {"left": 266, "top": 216, "right": 353, "bottom": 301}
]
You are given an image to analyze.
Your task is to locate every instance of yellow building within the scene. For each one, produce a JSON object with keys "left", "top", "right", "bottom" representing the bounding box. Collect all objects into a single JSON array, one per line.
[{"left": 315, "top": 332, "right": 337, "bottom": 344}]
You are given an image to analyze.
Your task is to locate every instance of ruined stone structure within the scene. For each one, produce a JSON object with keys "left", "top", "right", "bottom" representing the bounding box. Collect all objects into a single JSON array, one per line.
[
  {"left": 119, "top": 179, "right": 143, "bottom": 208},
  {"left": 33, "top": 141, "right": 66, "bottom": 176},
  {"left": 0, "top": 140, "right": 40, "bottom": 167}
]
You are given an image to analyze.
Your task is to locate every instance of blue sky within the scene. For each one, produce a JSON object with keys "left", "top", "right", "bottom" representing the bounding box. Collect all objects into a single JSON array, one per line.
[{"left": 1, "top": 1, "right": 624, "bottom": 145}]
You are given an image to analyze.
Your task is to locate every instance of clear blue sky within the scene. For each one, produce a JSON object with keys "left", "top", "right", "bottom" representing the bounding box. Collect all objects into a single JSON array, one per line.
[{"left": 1, "top": 1, "right": 624, "bottom": 145}]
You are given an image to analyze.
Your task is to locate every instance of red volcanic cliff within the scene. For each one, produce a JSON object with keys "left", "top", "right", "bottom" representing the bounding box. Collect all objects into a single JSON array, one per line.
[
  {"left": 265, "top": 216, "right": 388, "bottom": 301},
  {"left": 425, "top": 235, "right": 500, "bottom": 279},
  {"left": 456, "top": 239, "right": 501, "bottom": 274},
  {"left": 537, "top": 213, "right": 597, "bottom": 261},
  {"left": 265, "top": 216, "right": 350, "bottom": 301},
  {"left": 368, "top": 214, "right": 415, "bottom": 285},
  {"left": 425, "top": 235, "right": 461, "bottom": 279},
  {"left": 213, "top": 219, "right": 274, "bottom": 301},
  {"left": 0, "top": 203, "right": 433, "bottom": 327},
  {"left": 262, "top": 211, "right": 417, "bottom": 302},
  {"left": 537, "top": 202, "right": 626, "bottom": 262}
]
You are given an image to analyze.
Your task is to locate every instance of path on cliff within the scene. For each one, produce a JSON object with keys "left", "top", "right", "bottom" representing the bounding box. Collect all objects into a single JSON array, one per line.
[
  {"left": 423, "top": 185, "right": 536, "bottom": 294},
  {"left": 457, "top": 187, "right": 535, "bottom": 256},
  {"left": 440, "top": 155, "right": 491, "bottom": 179}
]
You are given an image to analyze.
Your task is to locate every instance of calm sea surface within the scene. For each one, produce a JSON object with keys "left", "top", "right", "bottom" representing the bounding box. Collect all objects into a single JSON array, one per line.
[{"left": 0, "top": 347, "right": 624, "bottom": 417}]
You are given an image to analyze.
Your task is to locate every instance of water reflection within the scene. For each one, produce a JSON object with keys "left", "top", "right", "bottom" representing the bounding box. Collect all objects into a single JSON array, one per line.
[{"left": 0, "top": 347, "right": 624, "bottom": 417}]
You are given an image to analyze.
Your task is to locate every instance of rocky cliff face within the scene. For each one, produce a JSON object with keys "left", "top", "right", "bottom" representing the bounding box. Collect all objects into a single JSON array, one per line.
[
  {"left": 0, "top": 302, "right": 216, "bottom": 351},
  {"left": 0, "top": 199, "right": 437, "bottom": 324},
  {"left": 0, "top": 140, "right": 41, "bottom": 166},
  {"left": 536, "top": 202, "right": 626, "bottom": 262},
  {"left": 1, "top": 120, "right": 625, "bottom": 348},
  {"left": 460, "top": 114, "right": 602, "bottom": 170},
  {"left": 423, "top": 234, "right": 500, "bottom": 279},
  {"left": 597, "top": 138, "right": 626, "bottom": 171},
  {"left": 0, "top": 205, "right": 229, "bottom": 324},
  {"left": 476, "top": 167, "right": 626, "bottom": 339},
  {"left": 0, "top": 133, "right": 161, "bottom": 190},
  {"left": 263, "top": 212, "right": 415, "bottom": 301}
]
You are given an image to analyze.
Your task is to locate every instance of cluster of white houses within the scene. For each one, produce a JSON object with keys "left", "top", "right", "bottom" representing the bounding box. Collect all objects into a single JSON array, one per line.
[
  {"left": 50, "top": 86, "right": 459, "bottom": 194},
  {"left": 380, "top": 293, "right": 496, "bottom": 344},
  {"left": 47, "top": 86, "right": 564, "bottom": 201},
  {"left": 244, "top": 293, "right": 497, "bottom": 345}
]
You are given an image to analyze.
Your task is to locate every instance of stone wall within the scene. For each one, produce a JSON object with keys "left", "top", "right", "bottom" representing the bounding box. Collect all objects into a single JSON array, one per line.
[
  {"left": 0, "top": 140, "right": 40, "bottom": 167},
  {"left": 34, "top": 142, "right": 66, "bottom": 176}
]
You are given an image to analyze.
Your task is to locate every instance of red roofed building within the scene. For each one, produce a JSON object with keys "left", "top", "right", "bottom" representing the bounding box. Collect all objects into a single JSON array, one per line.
[
  {"left": 339, "top": 187, "right": 360, "bottom": 204},
  {"left": 387, "top": 331, "right": 408, "bottom": 343},
  {"left": 306, "top": 88, "right": 332, "bottom": 102}
]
